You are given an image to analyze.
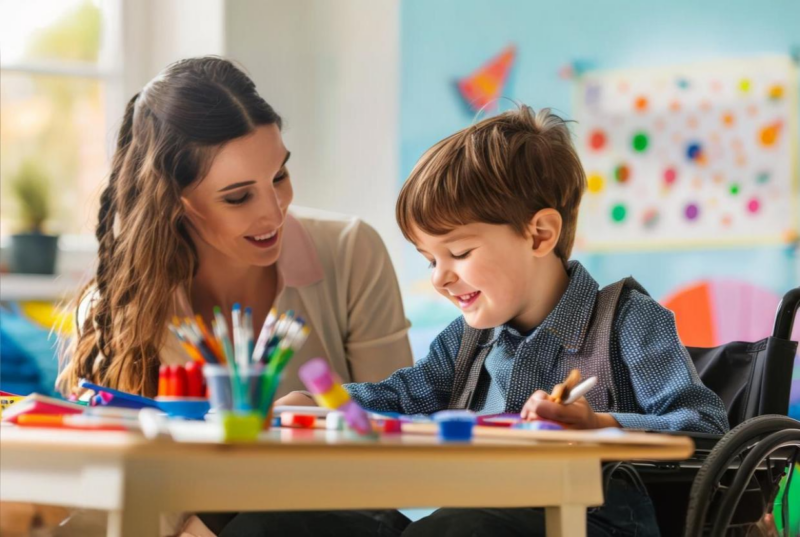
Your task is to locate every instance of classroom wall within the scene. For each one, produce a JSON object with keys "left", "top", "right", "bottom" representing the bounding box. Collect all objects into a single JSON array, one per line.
[
  {"left": 224, "top": 0, "right": 404, "bottom": 266},
  {"left": 399, "top": 0, "right": 800, "bottom": 322}
]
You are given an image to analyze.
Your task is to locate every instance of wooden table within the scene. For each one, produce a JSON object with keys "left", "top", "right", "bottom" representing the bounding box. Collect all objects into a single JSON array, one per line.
[{"left": 0, "top": 425, "right": 693, "bottom": 537}]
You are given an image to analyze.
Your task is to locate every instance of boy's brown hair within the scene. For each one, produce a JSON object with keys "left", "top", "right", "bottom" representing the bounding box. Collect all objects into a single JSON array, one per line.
[{"left": 396, "top": 106, "right": 586, "bottom": 262}]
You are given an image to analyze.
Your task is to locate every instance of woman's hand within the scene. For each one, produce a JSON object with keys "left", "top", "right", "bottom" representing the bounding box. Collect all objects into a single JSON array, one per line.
[
  {"left": 274, "top": 391, "right": 317, "bottom": 407},
  {"left": 520, "top": 390, "right": 618, "bottom": 430}
]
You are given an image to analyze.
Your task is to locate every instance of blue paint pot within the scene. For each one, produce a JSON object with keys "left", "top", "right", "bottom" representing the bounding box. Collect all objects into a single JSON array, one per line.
[{"left": 432, "top": 410, "right": 477, "bottom": 442}]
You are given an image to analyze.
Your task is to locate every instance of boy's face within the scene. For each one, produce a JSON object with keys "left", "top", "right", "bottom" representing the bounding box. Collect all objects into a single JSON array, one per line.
[{"left": 414, "top": 222, "right": 540, "bottom": 330}]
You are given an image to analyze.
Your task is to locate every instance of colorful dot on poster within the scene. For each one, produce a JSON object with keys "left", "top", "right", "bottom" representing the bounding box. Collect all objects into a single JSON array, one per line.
[
  {"left": 687, "top": 116, "right": 698, "bottom": 129},
  {"left": 676, "top": 78, "right": 690, "bottom": 90},
  {"left": 729, "top": 183, "right": 740, "bottom": 195},
  {"left": 712, "top": 172, "right": 724, "bottom": 184},
  {"left": 722, "top": 112, "right": 735, "bottom": 127},
  {"left": 654, "top": 117, "right": 666, "bottom": 131},
  {"left": 756, "top": 172, "right": 770, "bottom": 184},
  {"left": 747, "top": 104, "right": 758, "bottom": 116},
  {"left": 747, "top": 197, "right": 760, "bottom": 214},
  {"left": 611, "top": 204, "right": 627, "bottom": 223},
  {"left": 692, "top": 177, "right": 703, "bottom": 190},
  {"left": 685, "top": 203, "right": 700, "bottom": 221},
  {"left": 587, "top": 173, "right": 605, "bottom": 193},
  {"left": 632, "top": 132, "right": 649, "bottom": 152},
  {"left": 642, "top": 208, "right": 660, "bottom": 229},
  {"left": 700, "top": 100, "right": 712, "bottom": 112},
  {"left": 618, "top": 80, "right": 630, "bottom": 93},
  {"left": 589, "top": 129, "right": 607, "bottom": 151},
  {"left": 721, "top": 214, "right": 732, "bottom": 227},
  {"left": 585, "top": 84, "right": 601, "bottom": 105},
  {"left": 738, "top": 79, "right": 751, "bottom": 93},
  {"left": 711, "top": 80, "right": 722, "bottom": 92},
  {"left": 768, "top": 84, "right": 784, "bottom": 101},
  {"left": 614, "top": 164, "right": 631, "bottom": 184},
  {"left": 664, "top": 167, "right": 677, "bottom": 186},
  {"left": 669, "top": 100, "right": 681, "bottom": 112},
  {"left": 759, "top": 123, "right": 780, "bottom": 146},
  {"left": 686, "top": 142, "right": 703, "bottom": 162},
  {"left": 735, "top": 154, "right": 747, "bottom": 167},
  {"left": 634, "top": 96, "right": 648, "bottom": 112}
]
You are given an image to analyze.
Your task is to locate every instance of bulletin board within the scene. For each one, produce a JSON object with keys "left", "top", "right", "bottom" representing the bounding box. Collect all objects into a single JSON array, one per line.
[{"left": 573, "top": 56, "right": 798, "bottom": 250}]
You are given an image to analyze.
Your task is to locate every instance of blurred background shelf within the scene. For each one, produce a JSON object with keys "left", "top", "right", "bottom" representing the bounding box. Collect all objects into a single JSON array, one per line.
[{"left": 0, "top": 274, "right": 83, "bottom": 302}]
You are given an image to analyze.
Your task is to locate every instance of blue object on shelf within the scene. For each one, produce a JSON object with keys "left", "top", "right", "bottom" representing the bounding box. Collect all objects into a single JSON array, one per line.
[{"left": 0, "top": 306, "right": 58, "bottom": 396}]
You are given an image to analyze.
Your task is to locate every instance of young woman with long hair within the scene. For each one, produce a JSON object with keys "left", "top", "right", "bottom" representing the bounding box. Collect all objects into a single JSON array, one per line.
[{"left": 58, "top": 56, "right": 413, "bottom": 537}]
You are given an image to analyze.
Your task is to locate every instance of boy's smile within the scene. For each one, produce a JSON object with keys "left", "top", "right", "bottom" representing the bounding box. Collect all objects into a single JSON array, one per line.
[{"left": 453, "top": 290, "right": 481, "bottom": 309}]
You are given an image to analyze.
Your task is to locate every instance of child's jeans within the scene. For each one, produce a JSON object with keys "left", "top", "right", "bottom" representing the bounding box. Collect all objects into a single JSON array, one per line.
[{"left": 402, "top": 476, "right": 660, "bottom": 537}]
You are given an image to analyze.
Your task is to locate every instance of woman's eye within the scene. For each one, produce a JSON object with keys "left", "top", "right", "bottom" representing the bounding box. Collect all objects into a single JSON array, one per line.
[
  {"left": 274, "top": 168, "right": 289, "bottom": 183},
  {"left": 427, "top": 260, "right": 436, "bottom": 269},
  {"left": 453, "top": 250, "right": 472, "bottom": 260},
  {"left": 224, "top": 192, "right": 251, "bottom": 205}
]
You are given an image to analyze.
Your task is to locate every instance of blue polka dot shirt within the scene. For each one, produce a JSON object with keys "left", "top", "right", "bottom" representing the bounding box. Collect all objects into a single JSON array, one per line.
[{"left": 345, "top": 261, "right": 730, "bottom": 434}]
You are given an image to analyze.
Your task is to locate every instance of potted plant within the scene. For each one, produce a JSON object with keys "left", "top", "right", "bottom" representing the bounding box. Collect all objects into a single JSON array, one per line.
[{"left": 9, "top": 160, "right": 59, "bottom": 274}]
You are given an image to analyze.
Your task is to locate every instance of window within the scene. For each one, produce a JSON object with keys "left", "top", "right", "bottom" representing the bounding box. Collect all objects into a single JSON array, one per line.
[{"left": 0, "top": 0, "right": 121, "bottom": 237}]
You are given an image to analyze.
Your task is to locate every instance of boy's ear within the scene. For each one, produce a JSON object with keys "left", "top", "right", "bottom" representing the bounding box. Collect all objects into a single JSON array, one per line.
[{"left": 527, "top": 209, "right": 563, "bottom": 257}]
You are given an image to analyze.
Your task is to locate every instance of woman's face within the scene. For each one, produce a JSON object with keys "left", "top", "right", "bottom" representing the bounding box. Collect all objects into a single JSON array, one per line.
[{"left": 181, "top": 124, "right": 293, "bottom": 268}]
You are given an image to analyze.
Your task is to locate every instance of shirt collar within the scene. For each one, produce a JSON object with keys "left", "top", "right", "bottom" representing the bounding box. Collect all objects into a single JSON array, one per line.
[
  {"left": 276, "top": 212, "right": 324, "bottom": 288},
  {"left": 479, "top": 261, "right": 599, "bottom": 353}
]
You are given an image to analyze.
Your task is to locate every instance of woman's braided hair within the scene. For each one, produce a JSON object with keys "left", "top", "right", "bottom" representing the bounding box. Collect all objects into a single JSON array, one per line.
[{"left": 59, "top": 57, "right": 281, "bottom": 396}]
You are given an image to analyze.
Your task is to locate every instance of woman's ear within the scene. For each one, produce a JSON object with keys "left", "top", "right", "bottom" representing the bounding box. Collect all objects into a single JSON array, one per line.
[
  {"left": 180, "top": 196, "right": 206, "bottom": 223},
  {"left": 527, "top": 209, "right": 563, "bottom": 257}
]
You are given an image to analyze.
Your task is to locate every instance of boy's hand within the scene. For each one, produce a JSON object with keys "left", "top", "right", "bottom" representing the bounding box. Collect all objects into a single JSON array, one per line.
[
  {"left": 274, "top": 391, "right": 317, "bottom": 407},
  {"left": 521, "top": 390, "right": 604, "bottom": 429}
]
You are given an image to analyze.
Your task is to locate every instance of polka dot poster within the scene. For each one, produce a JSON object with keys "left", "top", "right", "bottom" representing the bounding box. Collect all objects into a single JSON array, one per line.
[{"left": 574, "top": 56, "right": 798, "bottom": 249}]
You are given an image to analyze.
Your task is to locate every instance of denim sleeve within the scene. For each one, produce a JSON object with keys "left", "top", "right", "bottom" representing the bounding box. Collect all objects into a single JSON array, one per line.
[
  {"left": 609, "top": 290, "right": 730, "bottom": 434},
  {"left": 343, "top": 316, "right": 463, "bottom": 415}
]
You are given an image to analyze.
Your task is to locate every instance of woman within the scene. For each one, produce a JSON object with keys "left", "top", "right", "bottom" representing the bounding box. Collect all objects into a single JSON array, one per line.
[{"left": 58, "top": 57, "right": 413, "bottom": 536}]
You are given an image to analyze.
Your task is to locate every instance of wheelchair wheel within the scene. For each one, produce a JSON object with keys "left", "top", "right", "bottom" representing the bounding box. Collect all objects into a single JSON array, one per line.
[
  {"left": 709, "top": 428, "right": 800, "bottom": 536},
  {"left": 684, "top": 415, "right": 800, "bottom": 537}
]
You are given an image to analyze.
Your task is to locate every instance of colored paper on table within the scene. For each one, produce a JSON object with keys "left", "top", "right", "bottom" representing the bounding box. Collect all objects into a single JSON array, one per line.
[{"left": 1, "top": 393, "right": 85, "bottom": 423}]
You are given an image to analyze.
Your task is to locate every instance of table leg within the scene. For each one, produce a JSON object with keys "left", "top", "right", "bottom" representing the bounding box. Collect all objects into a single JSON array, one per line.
[
  {"left": 545, "top": 505, "right": 587, "bottom": 537},
  {"left": 106, "top": 503, "right": 159, "bottom": 537}
]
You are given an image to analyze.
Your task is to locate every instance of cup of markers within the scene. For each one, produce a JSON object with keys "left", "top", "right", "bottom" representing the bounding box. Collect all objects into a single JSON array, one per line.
[{"left": 171, "top": 305, "right": 310, "bottom": 441}]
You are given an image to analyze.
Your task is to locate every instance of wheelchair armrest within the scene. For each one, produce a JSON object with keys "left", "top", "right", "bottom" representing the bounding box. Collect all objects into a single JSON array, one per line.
[{"left": 643, "top": 429, "right": 723, "bottom": 453}]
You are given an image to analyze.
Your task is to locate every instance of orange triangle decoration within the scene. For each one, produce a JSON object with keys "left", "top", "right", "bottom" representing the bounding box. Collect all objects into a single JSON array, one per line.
[{"left": 457, "top": 45, "right": 516, "bottom": 112}]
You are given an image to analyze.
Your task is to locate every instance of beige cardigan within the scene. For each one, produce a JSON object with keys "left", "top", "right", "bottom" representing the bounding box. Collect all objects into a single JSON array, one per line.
[
  {"left": 77, "top": 206, "right": 413, "bottom": 393},
  {"left": 71, "top": 207, "right": 413, "bottom": 536}
]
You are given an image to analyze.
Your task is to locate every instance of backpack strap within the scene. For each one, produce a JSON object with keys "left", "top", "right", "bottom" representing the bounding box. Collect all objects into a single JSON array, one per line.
[{"left": 554, "top": 276, "right": 648, "bottom": 412}]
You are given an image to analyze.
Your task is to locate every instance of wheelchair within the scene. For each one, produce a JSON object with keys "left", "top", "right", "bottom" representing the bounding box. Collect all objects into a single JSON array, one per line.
[{"left": 637, "top": 287, "right": 800, "bottom": 536}]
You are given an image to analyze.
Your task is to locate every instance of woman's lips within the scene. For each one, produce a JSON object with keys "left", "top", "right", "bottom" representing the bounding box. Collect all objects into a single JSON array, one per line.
[{"left": 245, "top": 230, "right": 279, "bottom": 249}]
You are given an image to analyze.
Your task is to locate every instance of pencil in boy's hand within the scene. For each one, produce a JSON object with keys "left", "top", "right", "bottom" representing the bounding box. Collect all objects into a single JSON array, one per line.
[{"left": 549, "top": 369, "right": 581, "bottom": 404}]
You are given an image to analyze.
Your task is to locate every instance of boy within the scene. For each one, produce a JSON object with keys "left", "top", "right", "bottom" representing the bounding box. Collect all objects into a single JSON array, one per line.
[{"left": 280, "top": 106, "right": 728, "bottom": 536}]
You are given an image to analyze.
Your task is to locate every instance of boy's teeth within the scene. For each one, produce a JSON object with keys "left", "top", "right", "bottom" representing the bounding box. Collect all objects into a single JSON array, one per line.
[
  {"left": 252, "top": 230, "right": 277, "bottom": 241},
  {"left": 459, "top": 292, "right": 478, "bottom": 300}
]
